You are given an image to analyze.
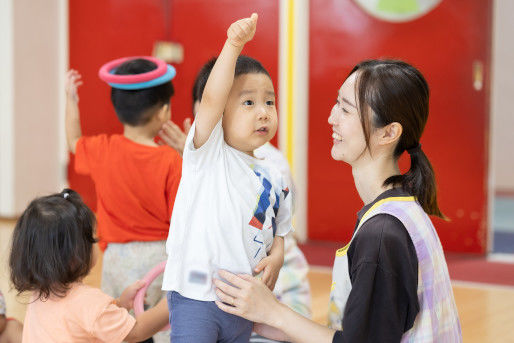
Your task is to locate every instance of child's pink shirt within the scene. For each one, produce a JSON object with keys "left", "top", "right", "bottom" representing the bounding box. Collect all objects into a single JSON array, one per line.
[{"left": 22, "top": 283, "right": 135, "bottom": 342}]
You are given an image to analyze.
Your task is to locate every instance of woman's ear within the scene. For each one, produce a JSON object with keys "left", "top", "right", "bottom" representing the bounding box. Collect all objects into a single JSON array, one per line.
[{"left": 378, "top": 122, "right": 403, "bottom": 146}]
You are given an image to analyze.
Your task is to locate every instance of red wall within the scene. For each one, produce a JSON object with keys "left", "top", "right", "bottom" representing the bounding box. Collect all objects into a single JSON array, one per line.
[
  {"left": 70, "top": 1, "right": 492, "bottom": 254},
  {"left": 307, "top": 0, "right": 492, "bottom": 253},
  {"left": 68, "top": 0, "right": 279, "bottom": 210}
]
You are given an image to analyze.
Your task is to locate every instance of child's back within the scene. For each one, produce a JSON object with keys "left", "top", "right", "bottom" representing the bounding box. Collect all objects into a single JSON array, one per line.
[
  {"left": 23, "top": 283, "right": 134, "bottom": 342},
  {"left": 66, "top": 59, "right": 181, "bottom": 251},
  {"left": 75, "top": 133, "right": 181, "bottom": 250}
]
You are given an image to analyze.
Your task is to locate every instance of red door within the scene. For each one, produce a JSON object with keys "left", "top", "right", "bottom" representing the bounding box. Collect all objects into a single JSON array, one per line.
[
  {"left": 68, "top": 0, "right": 279, "bottom": 210},
  {"left": 307, "top": 0, "right": 492, "bottom": 253},
  {"left": 68, "top": 0, "right": 169, "bottom": 208}
]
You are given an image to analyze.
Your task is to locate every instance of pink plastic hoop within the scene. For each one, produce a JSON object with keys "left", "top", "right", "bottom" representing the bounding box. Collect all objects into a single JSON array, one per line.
[
  {"left": 134, "top": 260, "right": 170, "bottom": 331},
  {"left": 98, "top": 56, "right": 167, "bottom": 84}
]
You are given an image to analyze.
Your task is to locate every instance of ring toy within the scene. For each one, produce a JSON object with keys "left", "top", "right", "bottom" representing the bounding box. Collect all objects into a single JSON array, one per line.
[
  {"left": 108, "top": 65, "right": 176, "bottom": 90},
  {"left": 134, "top": 261, "right": 170, "bottom": 331},
  {"left": 98, "top": 56, "right": 167, "bottom": 84}
]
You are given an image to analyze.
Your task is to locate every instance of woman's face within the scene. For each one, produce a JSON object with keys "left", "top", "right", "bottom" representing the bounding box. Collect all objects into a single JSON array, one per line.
[{"left": 328, "top": 72, "right": 368, "bottom": 164}]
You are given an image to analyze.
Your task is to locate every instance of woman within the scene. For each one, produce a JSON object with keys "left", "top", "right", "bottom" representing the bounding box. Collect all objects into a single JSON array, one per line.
[{"left": 213, "top": 60, "right": 462, "bottom": 342}]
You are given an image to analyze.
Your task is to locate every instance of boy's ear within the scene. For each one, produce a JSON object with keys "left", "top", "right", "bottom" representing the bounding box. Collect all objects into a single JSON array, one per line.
[{"left": 157, "top": 103, "right": 170, "bottom": 121}]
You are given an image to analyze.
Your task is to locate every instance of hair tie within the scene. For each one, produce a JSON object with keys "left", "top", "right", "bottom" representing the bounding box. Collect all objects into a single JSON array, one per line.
[{"left": 407, "top": 143, "right": 422, "bottom": 155}]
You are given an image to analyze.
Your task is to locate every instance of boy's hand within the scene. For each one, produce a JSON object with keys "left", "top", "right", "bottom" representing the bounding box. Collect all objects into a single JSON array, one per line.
[
  {"left": 65, "top": 69, "right": 82, "bottom": 103},
  {"left": 254, "top": 253, "right": 283, "bottom": 291},
  {"left": 117, "top": 280, "right": 146, "bottom": 310},
  {"left": 227, "top": 13, "right": 258, "bottom": 48},
  {"left": 158, "top": 118, "right": 192, "bottom": 155}
]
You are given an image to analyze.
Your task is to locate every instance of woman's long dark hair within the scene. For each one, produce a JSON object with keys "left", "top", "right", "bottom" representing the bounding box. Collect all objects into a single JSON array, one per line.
[
  {"left": 9, "top": 189, "right": 97, "bottom": 300},
  {"left": 350, "top": 59, "right": 445, "bottom": 218}
]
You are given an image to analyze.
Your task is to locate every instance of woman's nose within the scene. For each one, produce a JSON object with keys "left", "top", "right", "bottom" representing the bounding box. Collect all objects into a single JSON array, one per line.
[{"left": 328, "top": 105, "right": 337, "bottom": 125}]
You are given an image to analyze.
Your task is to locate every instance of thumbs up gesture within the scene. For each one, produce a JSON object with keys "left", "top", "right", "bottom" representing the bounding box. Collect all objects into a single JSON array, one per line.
[{"left": 227, "top": 13, "right": 258, "bottom": 48}]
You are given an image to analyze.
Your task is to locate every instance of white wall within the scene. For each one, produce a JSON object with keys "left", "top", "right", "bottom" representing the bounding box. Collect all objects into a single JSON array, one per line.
[
  {"left": 0, "top": 0, "right": 66, "bottom": 216},
  {"left": 491, "top": 0, "right": 514, "bottom": 192},
  {"left": 0, "top": 0, "right": 15, "bottom": 216}
]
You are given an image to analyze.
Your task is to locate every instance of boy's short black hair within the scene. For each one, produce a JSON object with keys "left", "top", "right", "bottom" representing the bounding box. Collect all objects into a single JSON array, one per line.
[
  {"left": 9, "top": 189, "right": 97, "bottom": 300},
  {"left": 111, "top": 58, "right": 175, "bottom": 126},
  {"left": 192, "top": 55, "right": 271, "bottom": 112}
]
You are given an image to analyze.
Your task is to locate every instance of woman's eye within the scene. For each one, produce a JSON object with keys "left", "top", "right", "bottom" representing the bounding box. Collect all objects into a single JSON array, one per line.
[
  {"left": 342, "top": 107, "right": 349, "bottom": 114},
  {"left": 244, "top": 100, "right": 254, "bottom": 106},
  {"left": 266, "top": 100, "right": 275, "bottom": 106}
]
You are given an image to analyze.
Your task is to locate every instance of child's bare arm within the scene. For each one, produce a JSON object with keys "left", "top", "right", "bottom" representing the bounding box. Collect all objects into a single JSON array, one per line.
[
  {"left": 123, "top": 297, "right": 169, "bottom": 342},
  {"left": 65, "top": 69, "right": 83, "bottom": 154},
  {"left": 254, "top": 236, "right": 284, "bottom": 290},
  {"left": 193, "top": 13, "right": 258, "bottom": 149}
]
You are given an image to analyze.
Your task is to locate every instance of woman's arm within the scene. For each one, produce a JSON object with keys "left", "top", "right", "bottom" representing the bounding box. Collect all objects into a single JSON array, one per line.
[{"left": 214, "top": 270, "right": 336, "bottom": 343}]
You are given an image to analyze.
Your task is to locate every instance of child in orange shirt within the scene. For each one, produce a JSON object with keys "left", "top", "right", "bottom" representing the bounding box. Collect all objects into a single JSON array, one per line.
[
  {"left": 9, "top": 189, "right": 169, "bottom": 343},
  {"left": 65, "top": 58, "right": 181, "bottom": 342}
]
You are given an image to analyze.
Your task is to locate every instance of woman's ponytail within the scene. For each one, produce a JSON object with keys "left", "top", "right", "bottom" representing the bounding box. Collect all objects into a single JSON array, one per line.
[{"left": 384, "top": 146, "right": 445, "bottom": 219}]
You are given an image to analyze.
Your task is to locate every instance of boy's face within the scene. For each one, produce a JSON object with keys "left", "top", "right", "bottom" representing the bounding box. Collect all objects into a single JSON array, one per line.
[{"left": 222, "top": 73, "right": 278, "bottom": 155}]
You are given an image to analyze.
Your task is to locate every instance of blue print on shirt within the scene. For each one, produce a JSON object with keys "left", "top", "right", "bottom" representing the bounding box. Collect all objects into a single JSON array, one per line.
[{"left": 248, "top": 170, "right": 272, "bottom": 231}]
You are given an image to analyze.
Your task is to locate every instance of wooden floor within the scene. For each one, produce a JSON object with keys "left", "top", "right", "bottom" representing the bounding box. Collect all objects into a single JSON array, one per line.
[{"left": 2, "top": 220, "right": 514, "bottom": 342}]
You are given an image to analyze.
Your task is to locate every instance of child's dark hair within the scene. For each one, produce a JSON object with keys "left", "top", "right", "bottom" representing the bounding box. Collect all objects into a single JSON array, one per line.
[
  {"left": 192, "top": 55, "right": 270, "bottom": 112},
  {"left": 111, "top": 58, "right": 175, "bottom": 126},
  {"left": 349, "top": 59, "right": 445, "bottom": 219},
  {"left": 9, "top": 189, "right": 97, "bottom": 300}
]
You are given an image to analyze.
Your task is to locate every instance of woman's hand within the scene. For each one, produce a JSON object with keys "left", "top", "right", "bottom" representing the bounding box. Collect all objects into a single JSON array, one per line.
[
  {"left": 215, "top": 270, "right": 337, "bottom": 343},
  {"left": 214, "top": 269, "right": 282, "bottom": 326}
]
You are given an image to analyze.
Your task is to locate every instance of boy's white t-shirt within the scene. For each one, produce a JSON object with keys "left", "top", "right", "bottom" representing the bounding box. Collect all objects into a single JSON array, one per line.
[
  {"left": 254, "top": 142, "right": 296, "bottom": 210},
  {"left": 162, "top": 120, "right": 293, "bottom": 301}
]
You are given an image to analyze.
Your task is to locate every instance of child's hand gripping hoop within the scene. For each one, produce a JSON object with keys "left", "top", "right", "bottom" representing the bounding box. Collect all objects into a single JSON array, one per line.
[
  {"left": 98, "top": 56, "right": 176, "bottom": 90},
  {"left": 134, "top": 261, "right": 170, "bottom": 331}
]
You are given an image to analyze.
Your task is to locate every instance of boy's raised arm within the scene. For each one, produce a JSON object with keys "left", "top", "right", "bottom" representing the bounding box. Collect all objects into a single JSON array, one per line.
[
  {"left": 65, "top": 69, "right": 83, "bottom": 154},
  {"left": 193, "top": 13, "right": 258, "bottom": 149}
]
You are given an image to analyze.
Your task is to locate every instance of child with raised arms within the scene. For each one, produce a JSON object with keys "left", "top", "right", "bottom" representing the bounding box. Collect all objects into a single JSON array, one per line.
[{"left": 162, "top": 13, "right": 293, "bottom": 343}]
